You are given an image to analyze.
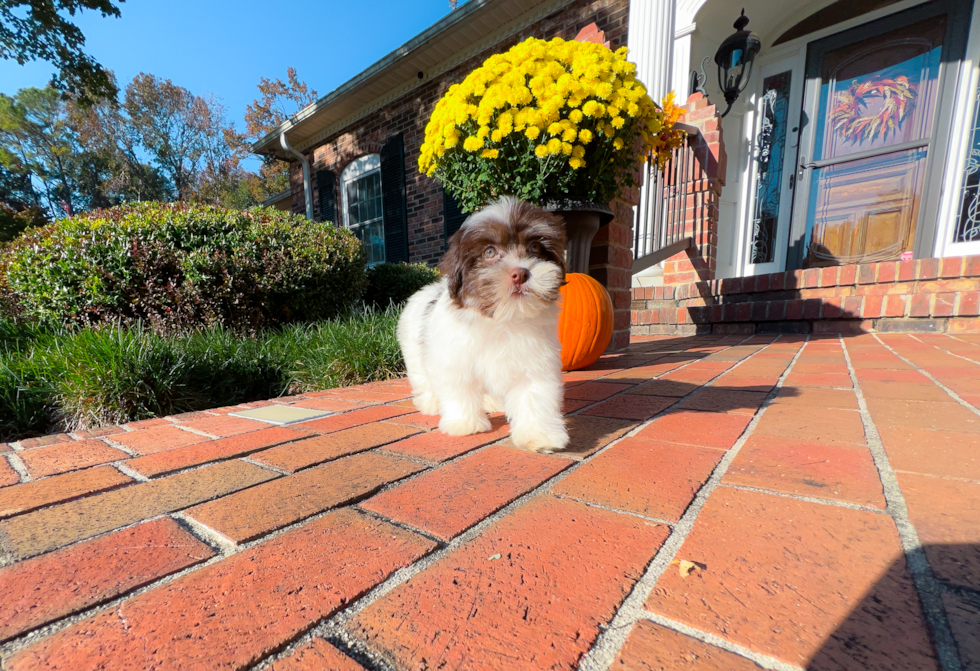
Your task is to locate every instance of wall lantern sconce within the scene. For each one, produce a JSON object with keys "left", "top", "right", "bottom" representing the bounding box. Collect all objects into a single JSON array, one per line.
[{"left": 713, "top": 9, "right": 762, "bottom": 117}]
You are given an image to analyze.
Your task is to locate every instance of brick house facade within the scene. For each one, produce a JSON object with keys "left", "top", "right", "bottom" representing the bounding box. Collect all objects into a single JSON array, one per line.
[{"left": 263, "top": 0, "right": 637, "bottom": 349}]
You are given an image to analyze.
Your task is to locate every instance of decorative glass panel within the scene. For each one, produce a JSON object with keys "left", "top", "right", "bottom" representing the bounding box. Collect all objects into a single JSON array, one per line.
[
  {"left": 813, "top": 16, "right": 944, "bottom": 162},
  {"left": 954, "top": 86, "right": 980, "bottom": 244},
  {"left": 345, "top": 171, "right": 386, "bottom": 265},
  {"left": 750, "top": 71, "right": 791, "bottom": 265}
]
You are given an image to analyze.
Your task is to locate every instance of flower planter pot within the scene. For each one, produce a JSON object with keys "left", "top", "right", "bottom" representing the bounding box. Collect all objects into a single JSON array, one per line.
[{"left": 545, "top": 200, "right": 614, "bottom": 274}]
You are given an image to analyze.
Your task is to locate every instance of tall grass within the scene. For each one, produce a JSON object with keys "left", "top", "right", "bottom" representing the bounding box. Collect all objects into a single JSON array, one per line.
[{"left": 0, "top": 307, "right": 404, "bottom": 441}]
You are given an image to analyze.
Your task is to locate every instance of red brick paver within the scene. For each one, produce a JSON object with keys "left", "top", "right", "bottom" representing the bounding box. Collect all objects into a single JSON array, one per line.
[
  {"left": 613, "top": 620, "right": 762, "bottom": 670},
  {"left": 361, "top": 445, "right": 569, "bottom": 540},
  {"left": 0, "top": 460, "right": 274, "bottom": 561},
  {"left": 0, "top": 466, "right": 132, "bottom": 518},
  {"left": 348, "top": 496, "right": 669, "bottom": 670},
  {"left": 2, "top": 333, "right": 977, "bottom": 671},
  {"left": 17, "top": 440, "right": 128, "bottom": 478},
  {"left": 267, "top": 638, "right": 366, "bottom": 671},
  {"left": 8, "top": 509, "right": 434, "bottom": 671},
  {"left": 125, "top": 425, "right": 311, "bottom": 478},
  {"left": 186, "top": 451, "right": 424, "bottom": 543},
  {"left": 553, "top": 438, "right": 722, "bottom": 521},
  {"left": 0, "top": 518, "right": 214, "bottom": 642},
  {"left": 109, "top": 425, "right": 210, "bottom": 455}
]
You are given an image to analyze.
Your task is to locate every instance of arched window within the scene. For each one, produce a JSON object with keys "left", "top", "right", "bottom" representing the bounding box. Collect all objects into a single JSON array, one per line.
[{"left": 341, "top": 154, "right": 385, "bottom": 265}]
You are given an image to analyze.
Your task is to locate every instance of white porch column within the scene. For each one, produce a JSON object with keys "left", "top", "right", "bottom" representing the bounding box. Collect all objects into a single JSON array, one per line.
[
  {"left": 629, "top": 0, "right": 678, "bottom": 283},
  {"left": 628, "top": 0, "right": 678, "bottom": 102}
]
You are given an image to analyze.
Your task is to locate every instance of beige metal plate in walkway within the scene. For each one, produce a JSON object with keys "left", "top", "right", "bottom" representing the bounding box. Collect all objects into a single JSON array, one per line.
[{"left": 229, "top": 405, "right": 330, "bottom": 425}]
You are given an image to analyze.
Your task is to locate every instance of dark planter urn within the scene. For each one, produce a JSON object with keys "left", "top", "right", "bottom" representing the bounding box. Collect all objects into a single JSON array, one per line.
[{"left": 544, "top": 200, "right": 614, "bottom": 274}]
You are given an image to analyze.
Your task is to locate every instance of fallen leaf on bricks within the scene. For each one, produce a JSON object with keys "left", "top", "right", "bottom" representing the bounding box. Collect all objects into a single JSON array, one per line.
[{"left": 670, "top": 559, "right": 706, "bottom": 577}]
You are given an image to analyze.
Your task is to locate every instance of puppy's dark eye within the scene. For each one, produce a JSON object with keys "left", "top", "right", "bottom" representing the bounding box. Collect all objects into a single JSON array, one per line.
[
  {"left": 483, "top": 246, "right": 496, "bottom": 258},
  {"left": 528, "top": 241, "right": 542, "bottom": 255}
]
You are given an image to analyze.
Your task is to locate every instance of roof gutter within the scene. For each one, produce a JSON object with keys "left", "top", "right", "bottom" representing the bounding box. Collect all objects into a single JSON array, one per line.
[
  {"left": 279, "top": 132, "right": 314, "bottom": 220},
  {"left": 250, "top": 0, "right": 501, "bottom": 156}
]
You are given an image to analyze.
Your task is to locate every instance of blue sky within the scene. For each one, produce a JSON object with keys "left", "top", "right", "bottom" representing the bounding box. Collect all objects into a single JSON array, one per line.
[{"left": 1, "top": 0, "right": 461, "bottom": 166}]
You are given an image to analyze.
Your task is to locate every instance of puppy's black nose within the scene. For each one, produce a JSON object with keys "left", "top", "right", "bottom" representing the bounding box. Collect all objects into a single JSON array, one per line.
[{"left": 511, "top": 267, "right": 530, "bottom": 286}]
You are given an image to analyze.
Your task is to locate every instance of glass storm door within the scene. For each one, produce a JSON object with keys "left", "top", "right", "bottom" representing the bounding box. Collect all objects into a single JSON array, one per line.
[
  {"left": 789, "top": 1, "right": 970, "bottom": 268},
  {"left": 742, "top": 57, "right": 803, "bottom": 276}
]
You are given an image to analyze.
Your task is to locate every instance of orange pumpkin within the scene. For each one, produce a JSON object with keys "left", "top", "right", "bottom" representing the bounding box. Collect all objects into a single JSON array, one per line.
[{"left": 557, "top": 272, "right": 613, "bottom": 371}]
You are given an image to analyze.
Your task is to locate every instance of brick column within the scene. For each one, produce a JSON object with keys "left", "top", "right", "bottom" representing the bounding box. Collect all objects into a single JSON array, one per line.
[
  {"left": 589, "top": 194, "right": 638, "bottom": 352},
  {"left": 576, "top": 21, "right": 635, "bottom": 352},
  {"left": 662, "top": 93, "right": 726, "bottom": 287}
]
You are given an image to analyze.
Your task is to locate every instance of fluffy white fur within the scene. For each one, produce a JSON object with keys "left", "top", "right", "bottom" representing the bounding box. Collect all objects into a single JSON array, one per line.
[{"left": 397, "top": 198, "right": 569, "bottom": 452}]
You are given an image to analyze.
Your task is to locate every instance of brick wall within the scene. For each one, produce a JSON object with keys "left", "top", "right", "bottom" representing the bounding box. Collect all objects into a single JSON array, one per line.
[
  {"left": 632, "top": 255, "right": 980, "bottom": 335},
  {"left": 290, "top": 0, "right": 632, "bottom": 267}
]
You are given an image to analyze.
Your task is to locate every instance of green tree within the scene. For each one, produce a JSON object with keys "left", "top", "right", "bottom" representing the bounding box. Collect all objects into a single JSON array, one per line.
[
  {"left": 69, "top": 80, "right": 171, "bottom": 202},
  {"left": 124, "top": 73, "right": 238, "bottom": 202},
  {"left": 244, "top": 67, "right": 317, "bottom": 197},
  {"left": 0, "top": 86, "right": 80, "bottom": 215},
  {"left": 0, "top": 0, "right": 124, "bottom": 103}
]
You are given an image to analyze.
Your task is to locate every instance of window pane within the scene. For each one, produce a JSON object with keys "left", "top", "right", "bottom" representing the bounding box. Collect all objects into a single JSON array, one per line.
[
  {"left": 344, "top": 169, "right": 386, "bottom": 265},
  {"left": 347, "top": 182, "right": 360, "bottom": 225},
  {"left": 955, "top": 88, "right": 980, "bottom": 244},
  {"left": 750, "top": 71, "right": 792, "bottom": 265}
]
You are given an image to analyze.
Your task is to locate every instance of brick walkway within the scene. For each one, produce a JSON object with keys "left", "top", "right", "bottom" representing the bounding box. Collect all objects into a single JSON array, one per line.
[{"left": 1, "top": 333, "right": 978, "bottom": 670}]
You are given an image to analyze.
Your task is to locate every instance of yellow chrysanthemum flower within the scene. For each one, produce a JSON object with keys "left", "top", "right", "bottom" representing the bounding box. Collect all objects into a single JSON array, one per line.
[{"left": 417, "top": 34, "right": 686, "bottom": 198}]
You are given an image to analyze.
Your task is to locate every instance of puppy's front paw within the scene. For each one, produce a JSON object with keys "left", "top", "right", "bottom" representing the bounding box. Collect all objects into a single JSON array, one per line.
[
  {"left": 439, "top": 414, "right": 492, "bottom": 436},
  {"left": 412, "top": 392, "right": 440, "bottom": 416},
  {"left": 511, "top": 425, "right": 569, "bottom": 453}
]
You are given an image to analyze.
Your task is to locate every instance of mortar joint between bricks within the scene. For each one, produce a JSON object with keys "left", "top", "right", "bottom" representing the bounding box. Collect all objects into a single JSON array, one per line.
[
  {"left": 113, "top": 462, "right": 149, "bottom": 482},
  {"left": 840, "top": 335, "right": 963, "bottom": 671},
  {"left": 240, "top": 457, "right": 290, "bottom": 476},
  {"left": 173, "top": 425, "right": 221, "bottom": 439},
  {"left": 5, "top": 452, "right": 30, "bottom": 483}
]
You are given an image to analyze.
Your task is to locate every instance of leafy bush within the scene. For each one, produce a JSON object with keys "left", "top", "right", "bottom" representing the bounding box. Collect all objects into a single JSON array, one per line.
[
  {"left": 0, "top": 307, "right": 404, "bottom": 441},
  {"left": 0, "top": 202, "right": 366, "bottom": 332},
  {"left": 363, "top": 262, "right": 440, "bottom": 308}
]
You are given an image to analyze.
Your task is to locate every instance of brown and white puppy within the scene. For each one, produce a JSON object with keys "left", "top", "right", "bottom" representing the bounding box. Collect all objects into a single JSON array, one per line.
[{"left": 397, "top": 196, "right": 569, "bottom": 452}]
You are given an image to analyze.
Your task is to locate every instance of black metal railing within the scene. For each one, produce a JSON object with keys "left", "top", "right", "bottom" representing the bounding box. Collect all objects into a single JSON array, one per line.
[{"left": 632, "top": 122, "right": 699, "bottom": 274}]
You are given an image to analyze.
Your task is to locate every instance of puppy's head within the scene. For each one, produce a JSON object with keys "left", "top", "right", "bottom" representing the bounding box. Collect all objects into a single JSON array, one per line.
[{"left": 439, "top": 196, "right": 566, "bottom": 320}]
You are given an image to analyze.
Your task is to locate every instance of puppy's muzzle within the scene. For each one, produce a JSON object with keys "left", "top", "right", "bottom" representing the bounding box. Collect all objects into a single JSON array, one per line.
[{"left": 510, "top": 267, "right": 531, "bottom": 294}]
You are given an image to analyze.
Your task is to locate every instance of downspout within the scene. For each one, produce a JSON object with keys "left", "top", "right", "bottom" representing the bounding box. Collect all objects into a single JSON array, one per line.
[{"left": 279, "top": 132, "right": 314, "bottom": 219}]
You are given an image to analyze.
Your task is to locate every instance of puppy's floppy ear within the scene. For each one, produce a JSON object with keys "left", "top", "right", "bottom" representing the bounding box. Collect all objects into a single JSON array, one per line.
[{"left": 439, "top": 229, "right": 467, "bottom": 306}]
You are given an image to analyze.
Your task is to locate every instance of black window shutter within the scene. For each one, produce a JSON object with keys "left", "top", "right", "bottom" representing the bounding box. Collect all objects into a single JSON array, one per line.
[
  {"left": 380, "top": 133, "right": 408, "bottom": 263},
  {"left": 443, "top": 186, "right": 467, "bottom": 243},
  {"left": 316, "top": 169, "right": 336, "bottom": 224}
]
